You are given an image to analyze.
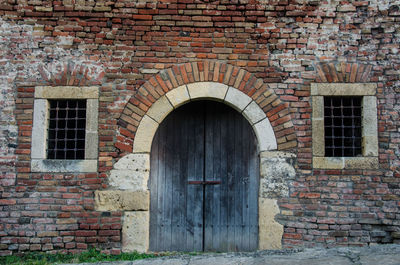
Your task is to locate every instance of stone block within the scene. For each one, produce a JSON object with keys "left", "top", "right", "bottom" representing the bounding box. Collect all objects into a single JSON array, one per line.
[
  {"left": 108, "top": 170, "right": 149, "bottom": 191},
  {"left": 243, "top": 101, "right": 266, "bottom": 125},
  {"left": 122, "top": 211, "right": 149, "bottom": 253},
  {"left": 362, "top": 96, "right": 378, "bottom": 156},
  {"left": 95, "top": 190, "right": 149, "bottom": 211},
  {"left": 392, "top": 232, "right": 400, "bottom": 239},
  {"left": 146, "top": 95, "right": 173, "bottom": 123},
  {"left": 224, "top": 86, "right": 252, "bottom": 112},
  {"left": 259, "top": 154, "right": 296, "bottom": 198},
  {"left": 187, "top": 82, "right": 228, "bottom": 100},
  {"left": 166, "top": 85, "right": 190, "bottom": 108},
  {"left": 85, "top": 132, "right": 98, "bottom": 159},
  {"left": 35, "top": 86, "right": 99, "bottom": 99},
  {"left": 312, "top": 96, "right": 324, "bottom": 119},
  {"left": 312, "top": 118, "right": 324, "bottom": 156},
  {"left": 362, "top": 96, "right": 378, "bottom": 135},
  {"left": 31, "top": 159, "right": 98, "bottom": 173},
  {"left": 31, "top": 99, "right": 48, "bottom": 159},
  {"left": 114, "top": 153, "right": 150, "bottom": 171},
  {"left": 253, "top": 118, "right": 277, "bottom": 151},
  {"left": 313, "top": 157, "right": 344, "bottom": 169},
  {"left": 260, "top": 151, "right": 296, "bottom": 159},
  {"left": 109, "top": 153, "right": 150, "bottom": 190},
  {"left": 344, "top": 157, "right": 379, "bottom": 169},
  {"left": 363, "top": 136, "right": 379, "bottom": 157},
  {"left": 86, "top": 99, "right": 99, "bottom": 131},
  {"left": 259, "top": 198, "right": 283, "bottom": 250},
  {"left": 133, "top": 115, "right": 159, "bottom": 153},
  {"left": 311, "top": 83, "right": 376, "bottom": 96}
]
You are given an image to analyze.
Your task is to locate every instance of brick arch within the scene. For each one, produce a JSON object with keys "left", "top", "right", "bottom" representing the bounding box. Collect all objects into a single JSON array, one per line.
[
  {"left": 116, "top": 61, "right": 297, "bottom": 153},
  {"left": 315, "top": 62, "right": 373, "bottom": 83}
]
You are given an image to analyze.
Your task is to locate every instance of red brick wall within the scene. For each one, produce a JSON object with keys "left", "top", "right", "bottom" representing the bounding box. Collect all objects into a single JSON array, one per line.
[{"left": 0, "top": 0, "right": 399, "bottom": 254}]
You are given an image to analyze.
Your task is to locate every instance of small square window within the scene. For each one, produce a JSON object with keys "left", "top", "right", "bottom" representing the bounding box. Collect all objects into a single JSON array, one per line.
[
  {"left": 311, "top": 83, "right": 378, "bottom": 169},
  {"left": 31, "top": 86, "right": 99, "bottom": 173}
]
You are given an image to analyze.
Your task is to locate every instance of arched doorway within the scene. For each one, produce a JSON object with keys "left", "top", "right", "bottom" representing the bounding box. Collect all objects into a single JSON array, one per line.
[
  {"left": 97, "top": 81, "right": 294, "bottom": 253},
  {"left": 149, "top": 100, "right": 259, "bottom": 252}
]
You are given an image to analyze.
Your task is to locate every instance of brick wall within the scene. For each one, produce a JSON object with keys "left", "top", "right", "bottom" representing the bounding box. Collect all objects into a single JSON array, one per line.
[{"left": 0, "top": 0, "right": 399, "bottom": 254}]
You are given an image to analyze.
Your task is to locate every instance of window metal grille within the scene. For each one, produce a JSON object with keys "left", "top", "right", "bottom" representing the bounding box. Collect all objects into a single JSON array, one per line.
[
  {"left": 324, "top": 96, "right": 362, "bottom": 157},
  {"left": 47, "top": 100, "right": 86, "bottom": 159}
]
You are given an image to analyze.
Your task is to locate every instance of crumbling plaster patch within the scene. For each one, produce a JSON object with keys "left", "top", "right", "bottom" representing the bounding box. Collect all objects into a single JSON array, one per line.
[
  {"left": 259, "top": 198, "right": 284, "bottom": 250},
  {"left": 259, "top": 151, "right": 296, "bottom": 199}
]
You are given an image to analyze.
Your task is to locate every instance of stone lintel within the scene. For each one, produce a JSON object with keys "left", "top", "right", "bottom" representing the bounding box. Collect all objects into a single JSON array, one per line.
[
  {"left": 311, "top": 83, "right": 376, "bottom": 96},
  {"left": 35, "top": 86, "right": 99, "bottom": 99}
]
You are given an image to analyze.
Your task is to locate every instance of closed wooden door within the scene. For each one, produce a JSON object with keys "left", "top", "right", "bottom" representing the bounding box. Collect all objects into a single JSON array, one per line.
[{"left": 149, "top": 100, "right": 259, "bottom": 252}]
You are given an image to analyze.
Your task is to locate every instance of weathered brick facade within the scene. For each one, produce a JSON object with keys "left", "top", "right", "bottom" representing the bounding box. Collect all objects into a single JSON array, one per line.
[{"left": 0, "top": 0, "right": 399, "bottom": 255}]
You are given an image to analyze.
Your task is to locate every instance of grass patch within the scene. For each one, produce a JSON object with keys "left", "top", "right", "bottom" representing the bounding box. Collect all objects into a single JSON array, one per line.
[{"left": 0, "top": 248, "right": 159, "bottom": 265}]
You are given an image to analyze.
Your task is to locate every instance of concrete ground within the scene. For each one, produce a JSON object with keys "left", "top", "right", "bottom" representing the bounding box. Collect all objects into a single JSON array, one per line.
[{"left": 70, "top": 244, "right": 400, "bottom": 265}]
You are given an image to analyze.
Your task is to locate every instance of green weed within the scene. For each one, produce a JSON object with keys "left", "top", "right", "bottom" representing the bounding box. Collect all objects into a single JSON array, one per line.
[{"left": 0, "top": 248, "right": 158, "bottom": 265}]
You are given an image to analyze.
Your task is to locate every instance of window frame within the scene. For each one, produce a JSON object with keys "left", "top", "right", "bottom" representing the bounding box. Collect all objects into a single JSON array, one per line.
[
  {"left": 311, "top": 83, "right": 378, "bottom": 169},
  {"left": 31, "top": 86, "right": 98, "bottom": 172}
]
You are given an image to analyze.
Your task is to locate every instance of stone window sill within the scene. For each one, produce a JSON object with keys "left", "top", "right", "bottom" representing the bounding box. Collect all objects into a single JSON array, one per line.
[
  {"left": 31, "top": 159, "right": 98, "bottom": 173},
  {"left": 313, "top": 157, "right": 379, "bottom": 169}
]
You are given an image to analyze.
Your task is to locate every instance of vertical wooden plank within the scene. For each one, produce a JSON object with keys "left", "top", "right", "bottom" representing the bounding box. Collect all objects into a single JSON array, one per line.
[
  {"left": 149, "top": 126, "right": 159, "bottom": 250},
  {"left": 242, "top": 117, "right": 250, "bottom": 251},
  {"left": 185, "top": 102, "right": 204, "bottom": 252},
  {"left": 203, "top": 102, "right": 211, "bottom": 251},
  {"left": 164, "top": 113, "right": 173, "bottom": 250},
  {"left": 170, "top": 110, "right": 180, "bottom": 250},
  {"left": 212, "top": 103, "right": 222, "bottom": 251},
  {"left": 219, "top": 105, "right": 229, "bottom": 251},
  {"left": 234, "top": 110, "right": 242, "bottom": 252},
  {"left": 204, "top": 101, "right": 224, "bottom": 251}
]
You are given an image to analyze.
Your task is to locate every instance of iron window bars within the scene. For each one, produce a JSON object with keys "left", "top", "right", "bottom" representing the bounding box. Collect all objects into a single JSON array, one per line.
[
  {"left": 47, "top": 100, "right": 86, "bottom": 160},
  {"left": 324, "top": 96, "right": 362, "bottom": 157}
]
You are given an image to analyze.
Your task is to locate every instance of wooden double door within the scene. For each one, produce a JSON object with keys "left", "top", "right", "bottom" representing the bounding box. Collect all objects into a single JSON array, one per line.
[{"left": 149, "top": 100, "right": 259, "bottom": 252}]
